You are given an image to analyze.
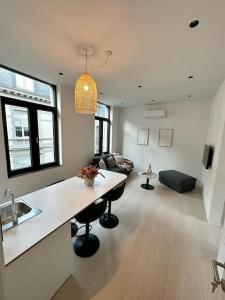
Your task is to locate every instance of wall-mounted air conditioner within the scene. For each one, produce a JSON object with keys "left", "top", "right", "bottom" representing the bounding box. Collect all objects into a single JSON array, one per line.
[{"left": 144, "top": 109, "right": 166, "bottom": 118}]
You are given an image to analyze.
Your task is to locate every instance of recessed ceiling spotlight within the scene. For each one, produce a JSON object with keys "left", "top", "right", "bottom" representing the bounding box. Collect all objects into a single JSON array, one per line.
[
  {"left": 138, "top": 85, "right": 142, "bottom": 88},
  {"left": 189, "top": 20, "right": 199, "bottom": 28},
  {"left": 59, "top": 72, "right": 63, "bottom": 75},
  {"left": 188, "top": 75, "right": 194, "bottom": 79}
]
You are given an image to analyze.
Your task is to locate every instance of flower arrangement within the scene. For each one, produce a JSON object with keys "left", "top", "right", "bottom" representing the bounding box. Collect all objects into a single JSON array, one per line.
[
  {"left": 79, "top": 165, "right": 105, "bottom": 179},
  {"left": 79, "top": 165, "right": 105, "bottom": 186}
]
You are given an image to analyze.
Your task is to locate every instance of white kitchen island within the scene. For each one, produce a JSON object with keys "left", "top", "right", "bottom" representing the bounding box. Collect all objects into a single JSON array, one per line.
[{"left": 2, "top": 170, "right": 127, "bottom": 300}]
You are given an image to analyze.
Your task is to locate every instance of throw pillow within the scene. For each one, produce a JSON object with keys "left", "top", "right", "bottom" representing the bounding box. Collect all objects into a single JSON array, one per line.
[
  {"left": 114, "top": 155, "right": 124, "bottom": 165},
  {"left": 106, "top": 155, "right": 116, "bottom": 168},
  {"left": 99, "top": 158, "right": 107, "bottom": 169}
]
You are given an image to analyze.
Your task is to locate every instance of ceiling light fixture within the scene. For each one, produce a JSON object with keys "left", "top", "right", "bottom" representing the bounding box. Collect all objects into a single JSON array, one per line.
[
  {"left": 75, "top": 46, "right": 112, "bottom": 114},
  {"left": 189, "top": 20, "right": 199, "bottom": 28},
  {"left": 75, "top": 47, "right": 97, "bottom": 114}
]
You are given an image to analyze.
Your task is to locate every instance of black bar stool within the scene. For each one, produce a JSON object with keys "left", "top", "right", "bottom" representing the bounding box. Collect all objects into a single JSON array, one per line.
[
  {"left": 99, "top": 181, "right": 126, "bottom": 229},
  {"left": 73, "top": 199, "right": 107, "bottom": 257},
  {"left": 71, "top": 219, "right": 78, "bottom": 237}
]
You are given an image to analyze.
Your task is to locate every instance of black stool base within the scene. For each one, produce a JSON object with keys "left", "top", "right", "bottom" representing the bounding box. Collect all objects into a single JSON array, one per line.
[
  {"left": 141, "top": 183, "right": 154, "bottom": 190},
  {"left": 73, "top": 234, "right": 100, "bottom": 257},
  {"left": 99, "top": 213, "right": 119, "bottom": 228}
]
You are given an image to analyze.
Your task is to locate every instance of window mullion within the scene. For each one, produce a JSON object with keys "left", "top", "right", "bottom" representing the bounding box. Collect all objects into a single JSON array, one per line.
[
  {"left": 1, "top": 102, "right": 12, "bottom": 174},
  {"left": 107, "top": 120, "right": 110, "bottom": 153},
  {"left": 99, "top": 120, "right": 103, "bottom": 154},
  {"left": 29, "top": 107, "right": 40, "bottom": 170}
]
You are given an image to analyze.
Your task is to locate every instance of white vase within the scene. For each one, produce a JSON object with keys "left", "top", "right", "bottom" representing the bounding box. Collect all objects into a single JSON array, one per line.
[{"left": 84, "top": 178, "right": 95, "bottom": 186}]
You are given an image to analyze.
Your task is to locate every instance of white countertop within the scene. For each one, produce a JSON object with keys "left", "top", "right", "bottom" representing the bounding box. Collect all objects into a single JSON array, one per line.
[{"left": 3, "top": 170, "right": 127, "bottom": 266}]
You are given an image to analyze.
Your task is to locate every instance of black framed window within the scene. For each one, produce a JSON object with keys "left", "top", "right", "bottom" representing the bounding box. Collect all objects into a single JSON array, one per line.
[
  {"left": 0, "top": 65, "right": 59, "bottom": 177},
  {"left": 94, "top": 102, "right": 110, "bottom": 155}
]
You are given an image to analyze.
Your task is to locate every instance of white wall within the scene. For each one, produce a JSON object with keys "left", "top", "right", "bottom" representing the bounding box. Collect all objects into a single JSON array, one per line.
[
  {"left": 118, "top": 100, "right": 211, "bottom": 182},
  {"left": 202, "top": 79, "right": 225, "bottom": 225},
  {"left": 111, "top": 106, "right": 120, "bottom": 153},
  {"left": 0, "top": 85, "right": 94, "bottom": 202}
]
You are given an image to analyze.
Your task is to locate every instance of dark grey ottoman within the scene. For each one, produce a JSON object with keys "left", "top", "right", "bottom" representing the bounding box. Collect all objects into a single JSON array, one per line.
[{"left": 159, "top": 170, "right": 197, "bottom": 193}]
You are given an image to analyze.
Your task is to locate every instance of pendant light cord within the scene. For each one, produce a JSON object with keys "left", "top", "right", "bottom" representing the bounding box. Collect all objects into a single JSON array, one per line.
[
  {"left": 87, "top": 51, "right": 111, "bottom": 69},
  {"left": 82, "top": 48, "right": 112, "bottom": 72},
  {"left": 85, "top": 50, "right": 88, "bottom": 73}
]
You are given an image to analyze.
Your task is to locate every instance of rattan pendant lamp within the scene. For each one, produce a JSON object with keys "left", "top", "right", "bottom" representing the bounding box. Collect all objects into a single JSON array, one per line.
[{"left": 75, "top": 48, "right": 97, "bottom": 114}]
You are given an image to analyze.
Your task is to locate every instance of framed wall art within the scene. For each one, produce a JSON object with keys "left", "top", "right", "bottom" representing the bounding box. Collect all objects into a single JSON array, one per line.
[
  {"left": 137, "top": 129, "right": 149, "bottom": 146},
  {"left": 158, "top": 129, "right": 173, "bottom": 147}
]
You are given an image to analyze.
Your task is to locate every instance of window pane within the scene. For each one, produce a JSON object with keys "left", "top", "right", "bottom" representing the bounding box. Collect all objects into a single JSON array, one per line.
[
  {"left": 16, "top": 74, "right": 34, "bottom": 92},
  {"left": 15, "top": 126, "right": 22, "bottom": 137},
  {"left": 0, "top": 67, "right": 54, "bottom": 106},
  {"left": 95, "top": 120, "right": 100, "bottom": 154},
  {"left": 5, "top": 105, "right": 32, "bottom": 170},
  {"left": 38, "top": 110, "right": 55, "bottom": 165},
  {"left": 102, "top": 121, "right": 109, "bottom": 152},
  {"left": 96, "top": 103, "right": 109, "bottom": 118}
]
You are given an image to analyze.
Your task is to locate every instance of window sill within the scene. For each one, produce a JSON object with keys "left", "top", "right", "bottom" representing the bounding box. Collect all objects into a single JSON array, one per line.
[{"left": 8, "top": 163, "right": 61, "bottom": 179}]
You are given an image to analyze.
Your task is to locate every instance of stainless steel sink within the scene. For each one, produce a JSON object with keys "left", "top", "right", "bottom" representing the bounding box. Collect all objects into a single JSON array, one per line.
[{"left": 0, "top": 200, "right": 41, "bottom": 232}]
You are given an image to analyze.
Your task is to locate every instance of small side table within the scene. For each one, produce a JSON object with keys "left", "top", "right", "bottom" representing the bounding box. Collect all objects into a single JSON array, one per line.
[{"left": 138, "top": 171, "right": 158, "bottom": 190}]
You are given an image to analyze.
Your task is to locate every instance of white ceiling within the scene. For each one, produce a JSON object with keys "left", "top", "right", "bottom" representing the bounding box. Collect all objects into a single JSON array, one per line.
[{"left": 0, "top": 0, "right": 225, "bottom": 106}]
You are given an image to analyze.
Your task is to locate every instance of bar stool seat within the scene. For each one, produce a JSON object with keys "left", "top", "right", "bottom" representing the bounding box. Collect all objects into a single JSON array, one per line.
[
  {"left": 73, "top": 199, "right": 107, "bottom": 257},
  {"left": 99, "top": 181, "right": 126, "bottom": 229}
]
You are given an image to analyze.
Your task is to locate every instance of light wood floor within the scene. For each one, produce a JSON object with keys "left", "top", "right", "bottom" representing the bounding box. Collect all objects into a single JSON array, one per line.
[{"left": 53, "top": 174, "right": 225, "bottom": 300}]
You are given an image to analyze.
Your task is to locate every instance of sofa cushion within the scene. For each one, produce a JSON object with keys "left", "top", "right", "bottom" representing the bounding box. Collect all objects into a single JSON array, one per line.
[
  {"left": 109, "top": 166, "right": 127, "bottom": 174},
  {"left": 90, "top": 156, "right": 102, "bottom": 166},
  {"left": 105, "top": 155, "right": 116, "bottom": 168},
  {"left": 99, "top": 158, "right": 107, "bottom": 169},
  {"left": 114, "top": 155, "right": 124, "bottom": 165},
  {"left": 101, "top": 154, "right": 111, "bottom": 164}
]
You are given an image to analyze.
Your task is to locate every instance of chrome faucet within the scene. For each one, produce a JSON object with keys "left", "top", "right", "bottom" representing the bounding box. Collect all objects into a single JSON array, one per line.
[{"left": 4, "top": 189, "right": 18, "bottom": 226}]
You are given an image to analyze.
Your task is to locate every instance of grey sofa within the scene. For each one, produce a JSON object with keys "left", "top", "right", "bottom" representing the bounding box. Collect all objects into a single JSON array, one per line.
[{"left": 89, "top": 154, "right": 133, "bottom": 175}]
